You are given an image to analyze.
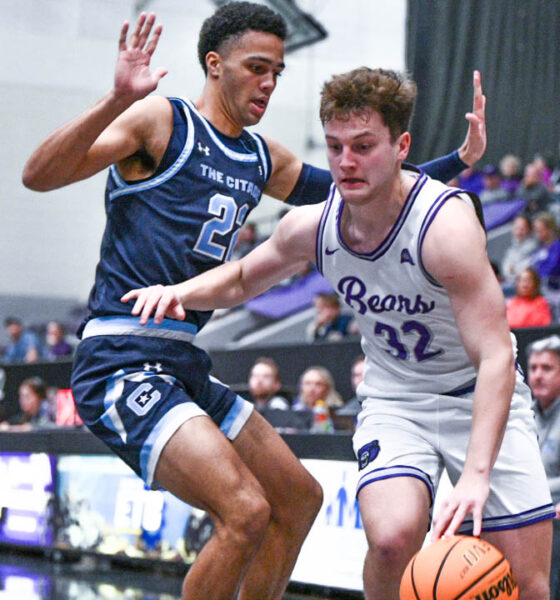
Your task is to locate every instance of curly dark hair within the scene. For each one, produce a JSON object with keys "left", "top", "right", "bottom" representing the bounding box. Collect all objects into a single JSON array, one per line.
[
  {"left": 320, "top": 67, "right": 417, "bottom": 141},
  {"left": 198, "top": 2, "right": 287, "bottom": 74}
]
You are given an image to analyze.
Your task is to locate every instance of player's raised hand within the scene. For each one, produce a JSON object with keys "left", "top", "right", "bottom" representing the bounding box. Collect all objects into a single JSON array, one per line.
[
  {"left": 458, "top": 70, "right": 487, "bottom": 167},
  {"left": 121, "top": 284, "right": 186, "bottom": 325},
  {"left": 114, "top": 12, "right": 168, "bottom": 102}
]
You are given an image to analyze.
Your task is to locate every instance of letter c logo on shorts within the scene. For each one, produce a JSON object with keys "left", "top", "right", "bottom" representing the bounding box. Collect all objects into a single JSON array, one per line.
[
  {"left": 127, "top": 383, "right": 161, "bottom": 416},
  {"left": 358, "top": 440, "right": 380, "bottom": 471}
]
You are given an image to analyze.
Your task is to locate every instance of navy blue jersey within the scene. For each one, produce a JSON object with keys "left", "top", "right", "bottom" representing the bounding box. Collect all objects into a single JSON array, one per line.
[{"left": 86, "top": 97, "right": 271, "bottom": 332}]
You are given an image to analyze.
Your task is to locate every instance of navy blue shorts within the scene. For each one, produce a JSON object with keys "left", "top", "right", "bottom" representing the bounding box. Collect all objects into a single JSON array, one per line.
[{"left": 71, "top": 317, "right": 253, "bottom": 487}]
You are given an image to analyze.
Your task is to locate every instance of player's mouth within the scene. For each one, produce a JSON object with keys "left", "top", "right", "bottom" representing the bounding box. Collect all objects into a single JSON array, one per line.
[
  {"left": 340, "top": 177, "right": 366, "bottom": 188},
  {"left": 250, "top": 97, "right": 268, "bottom": 116}
]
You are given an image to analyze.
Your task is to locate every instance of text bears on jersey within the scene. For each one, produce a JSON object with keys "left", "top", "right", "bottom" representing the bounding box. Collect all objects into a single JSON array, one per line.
[{"left": 337, "top": 276, "right": 436, "bottom": 316}]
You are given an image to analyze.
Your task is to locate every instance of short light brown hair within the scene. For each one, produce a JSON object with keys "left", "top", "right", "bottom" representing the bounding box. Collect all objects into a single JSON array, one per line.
[{"left": 320, "top": 67, "right": 417, "bottom": 141}]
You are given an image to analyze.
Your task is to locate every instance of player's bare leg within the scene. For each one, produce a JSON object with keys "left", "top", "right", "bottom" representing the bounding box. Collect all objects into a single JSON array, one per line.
[
  {"left": 359, "top": 477, "right": 431, "bottom": 600},
  {"left": 154, "top": 415, "right": 271, "bottom": 600},
  {"left": 234, "top": 412, "right": 323, "bottom": 600},
  {"left": 484, "top": 520, "right": 552, "bottom": 600}
]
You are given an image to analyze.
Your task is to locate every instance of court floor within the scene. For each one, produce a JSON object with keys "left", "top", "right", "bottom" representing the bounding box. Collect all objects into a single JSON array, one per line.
[{"left": 0, "top": 548, "right": 358, "bottom": 599}]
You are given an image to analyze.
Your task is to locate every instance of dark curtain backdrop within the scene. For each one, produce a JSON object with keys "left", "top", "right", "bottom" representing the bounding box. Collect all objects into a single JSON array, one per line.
[{"left": 406, "top": 0, "right": 560, "bottom": 169}]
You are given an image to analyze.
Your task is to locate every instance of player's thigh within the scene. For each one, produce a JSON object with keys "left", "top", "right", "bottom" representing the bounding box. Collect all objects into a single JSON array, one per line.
[
  {"left": 483, "top": 519, "right": 552, "bottom": 588},
  {"left": 359, "top": 476, "right": 431, "bottom": 547},
  {"left": 232, "top": 410, "right": 322, "bottom": 513},
  {"left": 155, "top": 414, "right": 267, "bottom": 519}
]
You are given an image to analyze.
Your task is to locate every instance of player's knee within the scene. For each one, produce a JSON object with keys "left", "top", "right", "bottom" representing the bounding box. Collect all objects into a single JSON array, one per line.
[
  {"left": 307, "top": 476, "right": 324, "bottom": 519},
  {"left": 277, "top": 473, "right": 323, "bottom": 532},
  {"left": 226, "top": 492, "right": 271, "bottom": 548},
  {"left": 368, "top": 524, "right": 420, "bottom": 571},
  {"left": 297, "top": 474, "right": 323, "bottom": 520}
]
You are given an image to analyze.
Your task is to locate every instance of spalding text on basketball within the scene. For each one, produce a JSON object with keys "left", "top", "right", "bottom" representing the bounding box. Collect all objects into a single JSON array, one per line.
[{"left": 474, "top": 568, "right": 518, "bottom": 599}]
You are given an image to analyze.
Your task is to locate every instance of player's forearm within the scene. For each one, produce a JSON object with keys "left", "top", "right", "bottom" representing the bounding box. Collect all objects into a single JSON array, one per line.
[
  {"left": 464, "top": 355, "right": 515, "bottom": 477},
  {"left": 22, "top": 89, "right": 134, "bottom": 191},
  {"left": 177, "top": 261, "right": 265, "bottom": 310}
]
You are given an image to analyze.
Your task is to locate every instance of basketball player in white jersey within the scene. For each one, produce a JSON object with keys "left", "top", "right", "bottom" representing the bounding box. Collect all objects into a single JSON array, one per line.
[{"left": 122, "top": 67, "right": 554, "bottom": 599}]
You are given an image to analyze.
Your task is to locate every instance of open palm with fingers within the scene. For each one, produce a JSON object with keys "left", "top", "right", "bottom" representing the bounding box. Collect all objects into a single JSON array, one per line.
[{"left": 114, "top": 12, "right": 168, "bottom": 101}]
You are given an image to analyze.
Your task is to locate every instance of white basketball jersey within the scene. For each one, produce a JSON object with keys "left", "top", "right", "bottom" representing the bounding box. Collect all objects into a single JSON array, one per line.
[{"left": 317, "top": 168, "right": 480, "bottom": 397}]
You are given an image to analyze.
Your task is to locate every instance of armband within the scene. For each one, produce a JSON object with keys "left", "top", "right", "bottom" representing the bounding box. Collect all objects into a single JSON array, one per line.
[
  {"left": 419, "top": 151, "right": 467, "bottom": 183},
  {"left": 285, "top": 163, "right": 333, "bottom": 206}
]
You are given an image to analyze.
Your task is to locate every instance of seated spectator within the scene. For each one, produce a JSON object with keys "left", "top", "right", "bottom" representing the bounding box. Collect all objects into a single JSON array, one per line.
[
  {"left": 499, "top": 153, "right": 522, "bottom": 196},
  {"left": 306, "top": 292, "right": 358, "bottom": 342},
  {"left": 479, "top": 165, "right": 509, "bottom": 205},
  {"left": 526, "top": 336, "right": 560, "bottom": 598},
  {"left": 518, "top": 162, "right": 553, "bottom": 217},
  {"left": 457, "top": 166, "right": 484, "bottom": 195},
  {"left": 2, "top": 317, "right": 42, "bottom": 364},
  {"left": 247, "top": 357, "right": 290, "bottom": 412},
  {"left": 531, "top": 212, "right": 560, "bottom": 290},
  {"left": 44, "top": 321, "right": 73, "bottom": 360},
  {"left": 333, "top": 354, "right": 365, "bottom": 431},
  {"left": 293, "top": 366, "right": 343, "bottom": 419},
  {"left": 501, "top": 215, "right": 538, "bottom": 287},
  {"left": 0, "top": 377, "right": 56, "bottom": 431},
  {"left": 506, "top": 268, "right": 552, "bottom": 329},
  {"left": 533, "top": 153, "right": 554, "bottom": 187}
]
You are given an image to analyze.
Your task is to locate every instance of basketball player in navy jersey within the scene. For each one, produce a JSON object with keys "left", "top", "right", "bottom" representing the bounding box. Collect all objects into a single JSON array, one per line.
[
  {"left": 124, "top": 67, "right": 554, "bottom": 600},
  {"left": 23, "top": 4, "right": 487, "bottom": 599}
]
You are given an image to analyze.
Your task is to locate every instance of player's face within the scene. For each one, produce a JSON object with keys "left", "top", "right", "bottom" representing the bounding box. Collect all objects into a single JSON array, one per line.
[
  {"left": 324, "top": 110, "right": 410, "bottom": 205},
  {"left": 217, "top": 31, "right": 285, "bottom": 127},
  {"left": 528, "top": 350, "right": 560, "bottom": 407}
]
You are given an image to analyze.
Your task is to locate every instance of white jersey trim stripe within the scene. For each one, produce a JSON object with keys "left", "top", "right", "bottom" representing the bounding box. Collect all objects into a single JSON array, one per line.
[
  {"left": 316, "top": 183, "right": 337, "bottom": 274},
  {"left": 108, "top": 97, "right": 195, "bottom": 201},
  {"left": 417, "top": 189, "right": 471, "bottom": 286},
  {"left": 246, "top": 131, "right": 269, "bottom": 181},
  {"left": 182, "top": 98, "right": 259, "bottom": 163},
  {"left": 334, "top": 172, "right": 428, "bottom": 262}
]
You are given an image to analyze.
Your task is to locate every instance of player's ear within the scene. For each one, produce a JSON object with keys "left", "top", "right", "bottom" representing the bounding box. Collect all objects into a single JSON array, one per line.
[
  {"left": 396, "top": 131, "right": 411, "bottom": 161},
  {"left": 205, "top": 51, "right": 222, "bottom": 78}
]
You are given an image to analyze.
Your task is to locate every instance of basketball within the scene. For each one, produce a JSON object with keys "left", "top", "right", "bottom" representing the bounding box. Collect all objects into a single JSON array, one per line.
[{"left": 399, "top": 535, "right": 518, "bottom": 600}]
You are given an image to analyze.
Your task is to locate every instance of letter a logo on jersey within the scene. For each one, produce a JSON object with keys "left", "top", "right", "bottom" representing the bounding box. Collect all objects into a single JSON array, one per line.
[{"left": 400, "top": 248, "right": 415, "bottom": 265}]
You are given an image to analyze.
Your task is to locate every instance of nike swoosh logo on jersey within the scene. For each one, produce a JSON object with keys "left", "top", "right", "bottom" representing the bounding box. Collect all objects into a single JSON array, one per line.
[{"left": 326, "top": 247, "right": 339, "bottom": 255}]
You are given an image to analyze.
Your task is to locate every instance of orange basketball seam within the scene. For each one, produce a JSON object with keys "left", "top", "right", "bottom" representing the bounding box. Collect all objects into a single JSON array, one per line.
[
  {"left": 453, "top": 556, "right": 506, "bottom": 600},
  {"left": 432, "top": 538, "right": 465, "bottom": 600},
  {"left": 409, "top": 553, "right": 422, "bottom": 600}
]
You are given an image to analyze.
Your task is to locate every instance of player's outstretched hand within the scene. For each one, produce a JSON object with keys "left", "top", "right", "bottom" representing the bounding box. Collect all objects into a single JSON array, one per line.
[
  {"left": 121, "top": 285, "right": 186, "bottom": 325},
  {"left": 114, "top": 12, "right": 168, "bottom": 102},
  {"left": 458, "top": 70, "right": 487, "bottom": 167},
  {"left": 431, "top": 472, "right": 490, "bottom": 540}
]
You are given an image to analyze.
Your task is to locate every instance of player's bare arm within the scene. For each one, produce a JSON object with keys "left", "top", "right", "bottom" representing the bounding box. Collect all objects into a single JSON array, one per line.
[
  {"left": 22, "top": 12, "right": 169, "bottom": 191},
  {"left": 422, "top": 196, "right": 515, "bottom": 538},
  {"left": 457, "top": 70, "right": 487, "bottom": 167},
  {"left": 122, "top": 204, "right": 322, "bottom": 323},
  {"left": 262, "top": 136, "right": 304, "bottom": 200}
]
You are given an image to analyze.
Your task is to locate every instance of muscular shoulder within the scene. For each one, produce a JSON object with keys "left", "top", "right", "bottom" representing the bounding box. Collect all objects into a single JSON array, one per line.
[
  {"left": 421, "top": 194, "right": 487, "bottom": 289},
  {"left": 116, "top": 95, "right": 173, "bottom": 177},
  {"left": 272, "top": 203, "right": 324, "bottom": 260},
  {"left": 261, "top": 135, "right": 302, "bottom": 200}
]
